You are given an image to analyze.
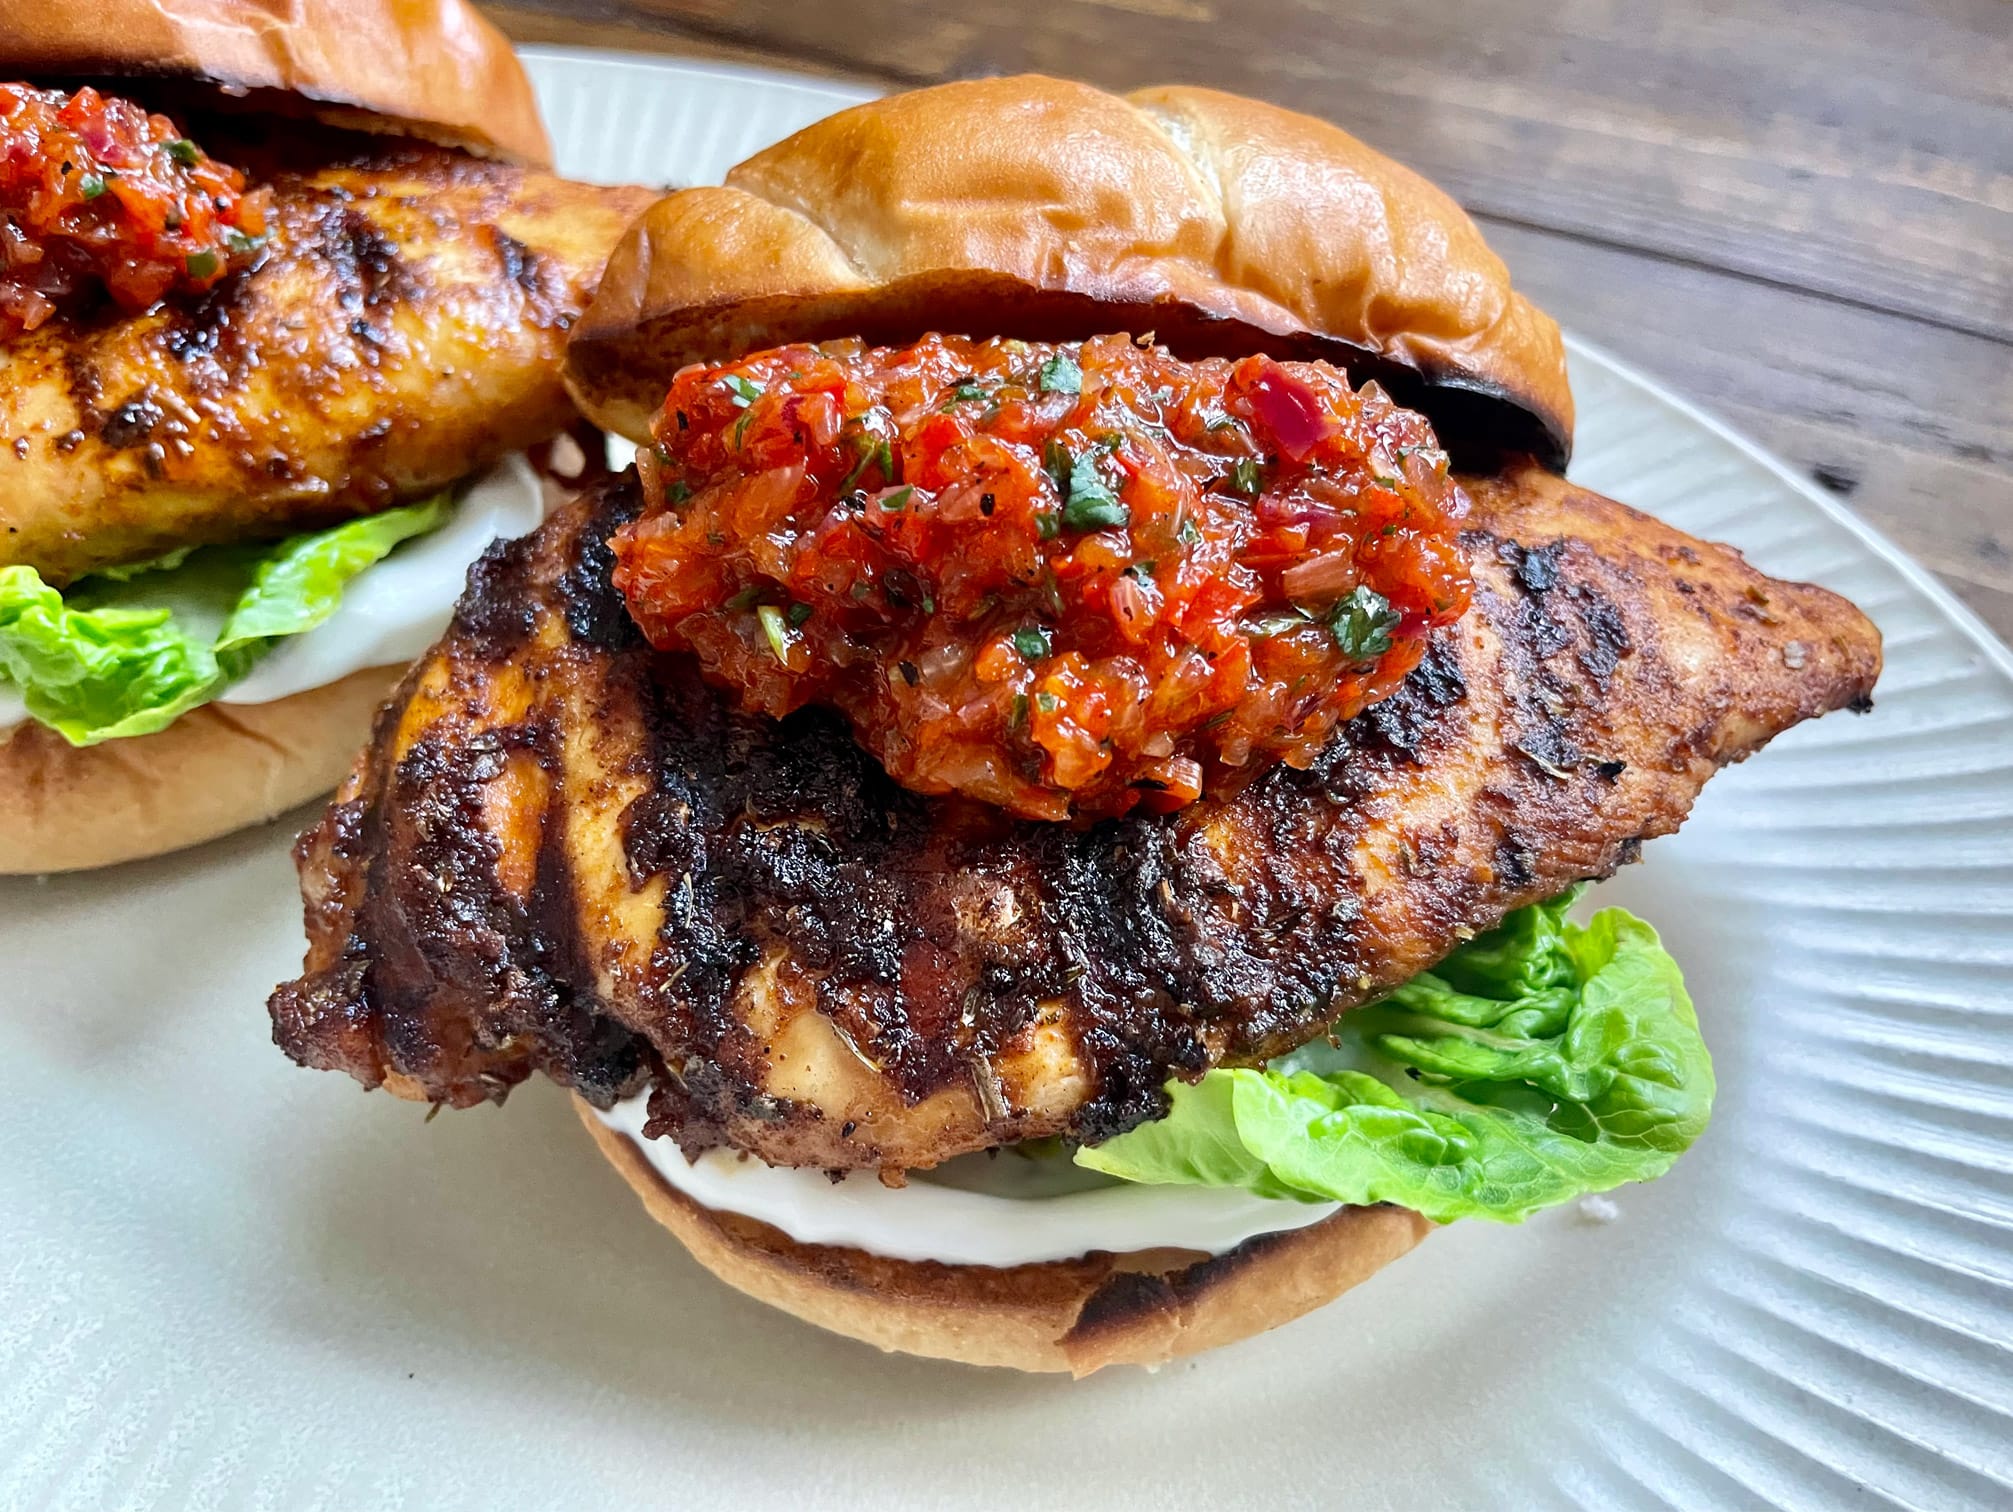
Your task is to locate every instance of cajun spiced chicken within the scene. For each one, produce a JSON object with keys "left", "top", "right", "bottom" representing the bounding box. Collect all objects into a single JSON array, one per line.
[{"left": 270, "top": 336, "right": 1881, "bottom": 1175}]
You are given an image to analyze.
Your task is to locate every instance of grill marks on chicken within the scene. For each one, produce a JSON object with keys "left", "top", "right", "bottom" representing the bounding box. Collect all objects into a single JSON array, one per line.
[
  {"left": 270, "top": 462, "right": 1880, "bottom": 1173},
  {"left": 0, "top": 142, "right": 654, "bottom": 582}
]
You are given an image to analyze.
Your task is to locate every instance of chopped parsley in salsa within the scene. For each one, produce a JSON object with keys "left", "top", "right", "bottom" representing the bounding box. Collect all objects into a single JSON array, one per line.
[{"left": 613, "top": 333, "right": 1473, "bottom": 821}]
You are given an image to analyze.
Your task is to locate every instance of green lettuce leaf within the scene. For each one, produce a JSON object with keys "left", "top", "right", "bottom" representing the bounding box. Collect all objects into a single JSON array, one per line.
[
  {"left": 214, "top": 497, "right": 450, "bottom": 651},
  {"left": 1075, "top": 892, "right": 1713, "bottom": 1223},
  {"left": 0, "top": 495, "right": 450, "bottom": 746}
]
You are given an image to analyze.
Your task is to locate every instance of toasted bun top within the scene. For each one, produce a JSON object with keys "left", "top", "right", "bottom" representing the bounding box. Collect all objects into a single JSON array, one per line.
[
  {"left": 0, "top": 0, "right": 550, "bottom": 167},
  {"left": 565, "top": 76, "right": 1571, "bottom": 468}
]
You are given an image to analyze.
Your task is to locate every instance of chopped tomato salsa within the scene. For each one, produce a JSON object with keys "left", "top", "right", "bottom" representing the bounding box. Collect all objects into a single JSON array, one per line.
[
  {"left": 0, "top": 84, "right": 269, "bottom": 335},
  {"left": 613, "top": 333, "right": 1473, "bottom": 821}
]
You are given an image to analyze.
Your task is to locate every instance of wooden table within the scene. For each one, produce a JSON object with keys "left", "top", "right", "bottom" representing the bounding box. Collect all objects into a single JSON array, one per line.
[{"left": 491, "top": 0, "right": 2013, "bottom": 642}]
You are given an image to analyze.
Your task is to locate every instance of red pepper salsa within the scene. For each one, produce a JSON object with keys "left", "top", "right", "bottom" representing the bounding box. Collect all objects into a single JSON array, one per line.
[
  {"left": 0, "top": 84, "right": 270, "bottom": 335},
  {"left": 613, "top": 334, "right": 1473, "bottom": 822}
]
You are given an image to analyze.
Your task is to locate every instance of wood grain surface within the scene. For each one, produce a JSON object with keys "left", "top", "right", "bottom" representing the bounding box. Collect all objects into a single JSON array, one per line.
[{"left": 489, "top": 0, "right": 2013, "bottom": 640}]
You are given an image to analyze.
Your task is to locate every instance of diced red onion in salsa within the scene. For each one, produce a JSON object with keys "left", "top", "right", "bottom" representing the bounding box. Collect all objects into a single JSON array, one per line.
[{"left": 0, "top": 83, "right": 268, "bottom": 335}]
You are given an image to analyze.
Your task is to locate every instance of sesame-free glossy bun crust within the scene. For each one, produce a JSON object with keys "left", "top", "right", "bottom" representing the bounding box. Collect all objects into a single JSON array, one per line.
[
  {"left": 565, "top": 76, "right": 1570, "bottom": 468},
  {"left": 581, "top": 1101, "right": 1432, "bottom": 1376},
  {"left": 0, "top": 0, "right": 550, "bottom": 166},
  {"left": 0, "top": 666, "right": 399, "bottom": 874}
]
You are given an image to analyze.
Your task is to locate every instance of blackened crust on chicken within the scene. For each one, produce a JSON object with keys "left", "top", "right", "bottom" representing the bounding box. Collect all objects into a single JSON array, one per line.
[{"left": 270, "top": 462, "right": 1881, "bottom": 1172}]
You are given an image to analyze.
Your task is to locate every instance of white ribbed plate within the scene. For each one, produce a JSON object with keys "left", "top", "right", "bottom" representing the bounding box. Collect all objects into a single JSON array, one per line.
[{"left": 0, "top": 48, "right": 2007, "bottom": 1512}]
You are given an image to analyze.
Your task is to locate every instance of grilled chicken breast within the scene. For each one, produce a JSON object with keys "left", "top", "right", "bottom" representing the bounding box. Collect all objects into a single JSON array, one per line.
[
  {"left": 270, "top": 462, "right": 1881, "bottom": 1173},
  {"left": 0, "top": 143, "right": 655, "bottom": 583}
]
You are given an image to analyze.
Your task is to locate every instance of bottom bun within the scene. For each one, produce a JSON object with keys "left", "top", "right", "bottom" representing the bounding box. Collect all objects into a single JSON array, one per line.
[
  {"left": 579, "top": 1100, "right": 1432, "bottom": 1375},
  {"left": 0, "top": 667, "right": 400, "bottom": 874}
]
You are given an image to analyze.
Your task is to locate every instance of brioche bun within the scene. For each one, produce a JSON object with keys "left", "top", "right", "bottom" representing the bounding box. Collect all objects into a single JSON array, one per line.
[
  {"left": 565, "top": 76, "right": 1570, "bottom": 469},
  {"left": 0, "top": 0, "right": 550, "bottom": 166},
  {"left": 580, "top": 1101, "right": 1431, "bottom": 1376},
  {"left": 0, "top": 666, "right": 398, "bottom": 874}
]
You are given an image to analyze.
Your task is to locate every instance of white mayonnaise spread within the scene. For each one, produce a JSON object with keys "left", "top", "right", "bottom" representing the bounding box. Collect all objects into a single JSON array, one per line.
[
  {"left": 0, "top": 454, "right": 546, "bottom": 731},
  {"left": 219, "top": 454, "right": 546, "bottom": 704},
  {"left": 594, "top": 1092, "right": 1339, "bottom": 1268}
]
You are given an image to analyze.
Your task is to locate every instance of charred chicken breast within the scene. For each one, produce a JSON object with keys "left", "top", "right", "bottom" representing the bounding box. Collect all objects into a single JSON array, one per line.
[
  {"left": 270, "top": 460, "right": 1880, "bottom": 1173},
  {"left": 0, "top": 141, "right": 654, "bottom": 582}
]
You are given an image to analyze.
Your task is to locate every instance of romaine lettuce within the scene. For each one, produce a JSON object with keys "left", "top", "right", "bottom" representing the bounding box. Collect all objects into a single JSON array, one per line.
[
  {"left": 0, "top": 496, "right": 449, "bottom": 746},
  {"left": 1075, "top": 891, "right": 1713, "bottom": 1223}
]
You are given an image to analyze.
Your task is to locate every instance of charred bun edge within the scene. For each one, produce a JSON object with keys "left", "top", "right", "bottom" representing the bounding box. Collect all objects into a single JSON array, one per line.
[
  {"left": 0, "top": 665, "right": 400, "bottom": 874},
  {"left": 0, "top": 0, "right": 551, "bottom": 167},
  {"left": 567, "top": 280, "right": 1564, "bottom": 473},
  {"left": 564, "top": 76, "right": 1572, "bottom": 471},
  {"left": 580, "top": 1101, "right": 1433, "bottom": 1375}
]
